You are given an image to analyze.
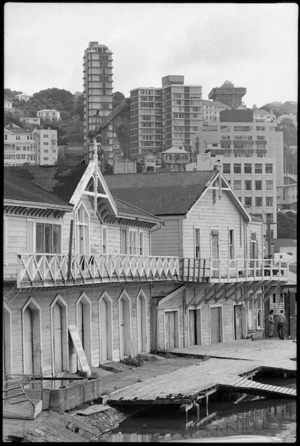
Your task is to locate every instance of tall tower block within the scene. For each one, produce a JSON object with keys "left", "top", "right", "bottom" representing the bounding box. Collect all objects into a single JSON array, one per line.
[{"left": 83, "top": 42, "right": 114, "bottom": 163}]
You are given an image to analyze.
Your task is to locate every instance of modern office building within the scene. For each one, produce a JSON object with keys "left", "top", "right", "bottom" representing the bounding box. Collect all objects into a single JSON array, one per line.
[
  {"left": 83, "top": 41, "right": 114, "bottom": 163},
  {"left": 129, "top": 75, "right": 202, "bottom": 158},
  {"left": 209, "top": 80, "right": 246, "bottom": 109},
  {"left": 187, "top": 109, "right": 284, "bottom": 239}
]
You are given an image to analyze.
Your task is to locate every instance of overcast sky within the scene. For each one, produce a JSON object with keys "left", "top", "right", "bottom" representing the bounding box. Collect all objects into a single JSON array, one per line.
[{"left": 5, "top": 2, "right": 298, "bottom": 107}]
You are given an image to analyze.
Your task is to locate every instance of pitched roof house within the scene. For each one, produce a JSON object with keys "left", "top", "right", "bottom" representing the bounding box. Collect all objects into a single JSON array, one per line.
[{"left": 105, "top": 171, "right": 290, "bottom": 349}]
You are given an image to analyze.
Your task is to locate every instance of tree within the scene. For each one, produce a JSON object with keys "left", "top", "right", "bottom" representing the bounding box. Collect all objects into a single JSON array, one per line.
[{"left": 277, "top": 211, "right": 297, "bottom": 238}]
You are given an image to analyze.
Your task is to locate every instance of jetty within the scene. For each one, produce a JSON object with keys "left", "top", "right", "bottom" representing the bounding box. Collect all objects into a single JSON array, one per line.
[{"left": 108, "top": 340, "right": 296, "bottom": 419}]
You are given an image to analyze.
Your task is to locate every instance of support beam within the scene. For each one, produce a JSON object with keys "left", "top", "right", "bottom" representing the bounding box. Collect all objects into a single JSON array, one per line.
[
  {"left": 213, "top": 283, "right": 234, "bottom": 303},
  {"left": 196, "top": 284, "right": 220, "bottom": 308},
  {"left": 224, "top": 282, "right": 245, "bottom": 301},
  {"left": 263, "top": 283, "right": 282, "bottom": 303},
  {"left": 244, "top": 280, "right": 268, "bottom": 302},
  {"left": 235, "top": 284, "right": 249, "bottom": 304}
]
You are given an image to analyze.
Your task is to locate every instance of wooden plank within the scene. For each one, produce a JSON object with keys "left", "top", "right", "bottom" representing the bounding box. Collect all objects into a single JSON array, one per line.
[{"left": 68, "top": 325, "right": 91, "bottom": 377}]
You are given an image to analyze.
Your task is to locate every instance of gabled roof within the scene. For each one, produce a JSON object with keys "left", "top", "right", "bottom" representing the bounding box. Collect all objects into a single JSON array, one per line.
[
  {"left": 105, "top": 170, "right": 251, "bottom": 221},
  {"left": 4, "top": 165, "right": 160, "bottom": 225},
  {"left": 161, "top": 147, "right": 189, "bottom": 154}
]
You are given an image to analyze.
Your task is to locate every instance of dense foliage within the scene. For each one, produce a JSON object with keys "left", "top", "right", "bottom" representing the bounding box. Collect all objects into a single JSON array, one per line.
[
  {"left": 277, "top": 211, "right": 297, "bottom": 239},
  {"left": 260, "top": 101, "right": 297, "bottom": 117},
  {"left": 4, "top": 88, "right": 130, "bottom": 151}
]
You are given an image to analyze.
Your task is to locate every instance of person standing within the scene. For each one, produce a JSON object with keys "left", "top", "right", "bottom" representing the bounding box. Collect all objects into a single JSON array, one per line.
[
  {"left": 276, "top": 310, "right": 286, "bottom": 340},
  {"left": 267, "top": 309, "right": 275, "bottom": 338}
]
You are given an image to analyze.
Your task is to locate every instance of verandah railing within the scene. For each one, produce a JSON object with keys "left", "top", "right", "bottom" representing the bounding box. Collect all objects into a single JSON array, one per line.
[
  {"left": 17, "top": 253, "right": 180, "bottom": 288},
  {"left": 180, "top": 258, "right": 289, "bottom": 282},
  {"left": 16, "top": 254, "right": 289, "bottom": 288}
]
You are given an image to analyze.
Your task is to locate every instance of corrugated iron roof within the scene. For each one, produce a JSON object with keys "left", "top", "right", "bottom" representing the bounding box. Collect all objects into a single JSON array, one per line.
[
  {"left": 4, "top": 166, "right": 160, "bottom": 223},
  {"left": 105, "top": 171, "right": 216, "bottom": 215},
  {"left": 4, "top": 169, "right": 71, "bottom": 208}
]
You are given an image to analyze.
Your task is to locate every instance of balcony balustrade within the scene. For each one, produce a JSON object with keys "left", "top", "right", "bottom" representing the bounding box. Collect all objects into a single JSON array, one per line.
[
  {"left": 16, "top": 253, "right": 180, "bottom": 288},
  {"left": 15, "top": 254, "right": 289, "bottom": 289},
  {"left": 180, "top": 258, "right": 289, "bottom": 283}
]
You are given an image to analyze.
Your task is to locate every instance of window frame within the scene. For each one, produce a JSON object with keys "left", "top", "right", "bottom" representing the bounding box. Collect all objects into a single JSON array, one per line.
[
  {"left": 194, "top": 227, "right": 201, "bottom": 259},
  {"left": 228, "top": 228, "right": 235, "bottom": 260},
  {"left": 102, "top": 226, "right": 107, "bottom": 254}
]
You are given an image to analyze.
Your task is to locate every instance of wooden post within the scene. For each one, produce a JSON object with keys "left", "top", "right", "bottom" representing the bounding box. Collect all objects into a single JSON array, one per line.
[
  {"left": 67, "top": 220, "right": 74, "bottom": 281},
  {"left": 202, "top": 259, "right": 206, "bottom": 282},
  {"left": 206, "top": 394, "right": 209, "bottom": 417}
]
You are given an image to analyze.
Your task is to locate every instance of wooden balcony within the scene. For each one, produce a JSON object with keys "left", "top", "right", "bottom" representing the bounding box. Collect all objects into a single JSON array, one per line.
[
  {"left": 15, "top": 254, "right": 289, "bottom": 289},
  {"left": 16, "top": 253, "right": 180, "bottom": 288},
  {"left": 180, "top": 258, "right": 289, "bottom": 283}
]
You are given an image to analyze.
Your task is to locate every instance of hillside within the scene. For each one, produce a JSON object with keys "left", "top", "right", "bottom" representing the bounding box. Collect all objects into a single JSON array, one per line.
[
  {"left": 4, "top": 88, "right": 130, "bottom": 151},
  {"left": 259, "top": 101, "right": 297, "bottom": 117}
]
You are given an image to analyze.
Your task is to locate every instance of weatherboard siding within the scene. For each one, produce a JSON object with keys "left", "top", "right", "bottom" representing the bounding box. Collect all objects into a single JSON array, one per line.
[
  {"left": 182, "top": 189, "right": 245, "bottom": 260},
  {"left": 4, "top": 284, "right": 153, "bottom": 377},
  {"left": 155, "top": 284, "right": 248, "bottom": 348},
  {"left": 151, "top": 217, "right": 181, "bottom": 257}
]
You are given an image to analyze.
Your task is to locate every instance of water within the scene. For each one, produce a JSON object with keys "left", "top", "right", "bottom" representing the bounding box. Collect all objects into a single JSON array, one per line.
[{"left": 99, "top": 377, "right": 296, "bottom": 443}]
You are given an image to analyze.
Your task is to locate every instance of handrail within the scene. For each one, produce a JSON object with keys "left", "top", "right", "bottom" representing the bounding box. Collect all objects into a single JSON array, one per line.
[
  {"left": 17, "top": 253, "right": 180, "bottom": 288},
  {"left": 16, "top": 253, "right": 289, "bottom": 288}
]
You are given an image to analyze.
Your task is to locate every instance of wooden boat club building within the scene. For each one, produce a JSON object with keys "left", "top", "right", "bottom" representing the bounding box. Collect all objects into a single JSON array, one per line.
[{"left": 3, "top": 155, "right": 291, "bottom": 379}]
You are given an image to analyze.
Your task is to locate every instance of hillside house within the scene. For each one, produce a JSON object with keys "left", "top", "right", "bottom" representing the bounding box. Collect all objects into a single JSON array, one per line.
[
  {"left": 106, "top": 171, "right": 290, "bottom": 349},
  {"left": 3, "top": 149, "right": 176, "bottom": 380}
]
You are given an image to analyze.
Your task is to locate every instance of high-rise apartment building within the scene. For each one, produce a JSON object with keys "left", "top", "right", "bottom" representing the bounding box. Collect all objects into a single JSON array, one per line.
[
  {"left": 209, "top": 80, "right": 246, "bottom": 109},
  {"left": 129, "top": 75, "right": 202, "bottom": 158},
  {"left": 188, "top": 109, "right": 284, "bottom": 239},
  {"left": 83, "top": 42, "right": 114, "bottom": 163}
]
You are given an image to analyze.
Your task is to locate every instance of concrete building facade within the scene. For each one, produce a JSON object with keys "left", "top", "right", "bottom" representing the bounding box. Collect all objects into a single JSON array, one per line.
[
  {"left": 188, "top": 110, "right": 284, "bottom": 239},
  {"left": 33, "top": 128, "right": 58, "bottom": 166},
  {"left": 129, "top": 75, "right": 202, "bottom": 158},
  {"left": 83, "top": 42, "right": 114, "bottom": 163},
  {"left": 201, "top": 99, "right": 231, "bottom": 124},
  {"left": 209, "top": 80, "right": 246, "bottom": 109}
]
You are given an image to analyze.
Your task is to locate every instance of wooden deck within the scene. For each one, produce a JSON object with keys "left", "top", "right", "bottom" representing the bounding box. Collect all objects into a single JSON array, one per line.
[
  {"left": 218, "top": 376, "right": 296, "bottom": 399},
  {"left": 107, "top": 356, "right": 296, "bottom": 407}
]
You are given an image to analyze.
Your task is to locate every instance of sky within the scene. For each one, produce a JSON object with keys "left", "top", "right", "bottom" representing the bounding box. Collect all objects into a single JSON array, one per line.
[{"left": 4, "top": 2, "right": 298, "bottom": 107}]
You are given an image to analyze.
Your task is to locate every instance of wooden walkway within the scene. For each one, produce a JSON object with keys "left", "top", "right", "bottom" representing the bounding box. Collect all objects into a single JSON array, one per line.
[{"left": 108, "top": 357, "right": 296, "bottom": 407}]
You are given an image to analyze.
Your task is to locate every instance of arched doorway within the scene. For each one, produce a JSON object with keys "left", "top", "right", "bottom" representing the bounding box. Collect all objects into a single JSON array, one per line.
[
  {"left": 22, "top": 298, "right": 42, "bottom": 376},
  {"left": 137, "top": 292, "right": 147, "bottom": 354},
  {"left": 99, "top": 293, "right": 113, "bottom": 363},
  {"left": 51, "top": 295, "right": 68, "bottom": 377},
  {"left": 76, "top": 293, "right": 92, "bottom": 368},
  {"left": 119, "top": 292, "right": 131, "bottom": 359}
]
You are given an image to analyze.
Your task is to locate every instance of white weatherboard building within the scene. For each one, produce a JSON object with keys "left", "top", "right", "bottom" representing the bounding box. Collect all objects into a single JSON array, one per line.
[
  {"left": 4, "top": 124, "right": 58, "bottom": 166},
  {"left": 37, "top": 109, "right": 61, "bottom": 121}
]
